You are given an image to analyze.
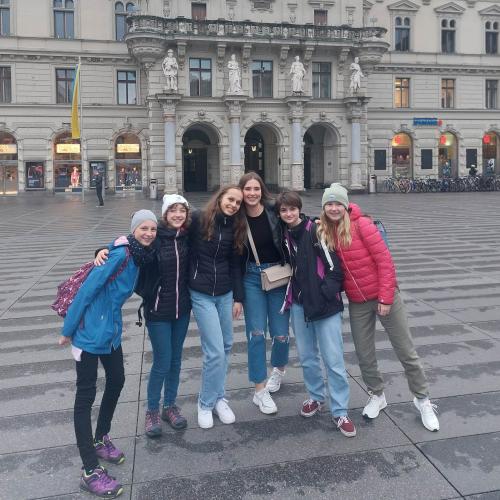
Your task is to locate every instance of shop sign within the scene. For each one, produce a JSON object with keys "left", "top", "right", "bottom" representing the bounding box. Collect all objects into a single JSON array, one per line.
[
  {"left": 56, "top": 143, "right": 81, "bottom": 154},
  {"left": 413, "top": 118, "right": 442, "bottom": 127},
  {"left": 0, "top": 144, "right": 17, "bottom": 154},
  {"left": 116, "top": 144, "right": 140, "bottom": 153}
]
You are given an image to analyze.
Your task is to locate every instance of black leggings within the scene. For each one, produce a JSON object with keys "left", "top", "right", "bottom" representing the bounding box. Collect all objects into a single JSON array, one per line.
[{"left": 74, "top": 346, "right": 125, "bottom": 470}]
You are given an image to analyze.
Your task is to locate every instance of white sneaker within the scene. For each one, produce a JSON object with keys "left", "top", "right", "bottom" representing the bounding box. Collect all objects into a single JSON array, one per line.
[
  {"left": 413, "top": 397, "right": 440, "bottom": 432},
  {"left": 213, "top": 398, "right": 236, "bottom": 424},
  {"left": 253, "top": 388, "right": 278, "bottom": 415},
  {"left": 362, "top": 392, "right": 387, "bottom": 419},
  {"left": 197, "top": 405, "right": 214, "bottom": 429},
  {"left": 266, "top": 368, "right": 285, "bottom": 393}
]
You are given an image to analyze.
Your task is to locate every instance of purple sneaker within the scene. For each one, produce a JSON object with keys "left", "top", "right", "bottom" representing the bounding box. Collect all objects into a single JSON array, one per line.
[
  {"left": 94, "top": 435, "right": 125, "bottom": 465},
  {"left": 80, "top": 466, "right": 123, "bottom": 498}
]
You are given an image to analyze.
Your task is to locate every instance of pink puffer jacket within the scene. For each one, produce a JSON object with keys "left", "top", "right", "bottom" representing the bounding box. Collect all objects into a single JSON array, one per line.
[{"left": 336, "top": 203, "right": 397, "bottom": 305}]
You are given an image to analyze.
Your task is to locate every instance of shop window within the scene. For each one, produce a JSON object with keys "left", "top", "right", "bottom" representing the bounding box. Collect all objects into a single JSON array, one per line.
[
  {"left": 115, "top": 133, "right": 142, "bottom": 191},
  {"left": 314, "top": 10, "right": 327, "bottom": 26},
  {"left": 466, "top": 148, "right": 477, "bottom": 169},
  {"left": 438, "top": 132, "right": 458, "bottom": 178},
  {"left": 421, "top": 149, "right": 433, "bottom": 170},
  {"left": 0, "top": 66, "right": 11, "bottom": 102},
  {"left": 117, "top": 70, "right": 137, "bottom": 104},
  {"left": 189, "top": 58, "right": 212, "bottom": 97},
  {"left": 25, "top": 162, "right": 45, "bottom": 189},
  {"left": 441, "top": 79, "right": 455, "bottom": 108},
  {"left": 252, "top": 60, "right": 273, "bottom": 97},
  {"left": 392, "top": 133, "right": 412, "bottom": 177},
  {"left": 191, "top": 3, "right": 206, "bottom": 20},
  {"left": 483, "top": 133, "right": 497, "bottom": 175},
  {"left": 395, "top": 16, "right": 410, "bottom": 52},
  {"left": 53, "top": 132, "right": 81, "bottom": 191},
  {"left": 312, "top": 62, "right": 331, "bottom": 99},
  {"left": 54, "top": 0, "right": 74, "bottom": 39},
  {"left": 374, "top": 150, "right": 387, "bottom": 170},
  {"left": 394, "top": 77, "right": 410, "bottom": 108},
  {"left": 441, "top": 19, "right": 455, "bottom": 54},
  {"left": 485, "top": 21, "right": 498, "bottom": 54},
  {"left": 0, "top": 0, "right": 10, "bottom": 36},
  {"left": 56, "top": 68, "right": 75, "bottom": 104},
  {"left": 486, "top": 79, "right": 498, "bottom": 109}
]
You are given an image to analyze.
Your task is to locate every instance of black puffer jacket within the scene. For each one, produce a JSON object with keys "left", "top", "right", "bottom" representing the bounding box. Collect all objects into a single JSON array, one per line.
[
  {"left": 135, "top": 223, "right": 191, "bottom": 321},
  {"left": 189, "top": 211, "right": 244, "bottom": 302},
  {"left": 285, "top": 216, "right": 344, "bottom": 322}
]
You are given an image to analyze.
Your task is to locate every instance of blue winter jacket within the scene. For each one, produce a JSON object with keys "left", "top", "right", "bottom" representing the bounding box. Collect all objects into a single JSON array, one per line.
[{"left": 61, "top": 244, "right": 138, "bottom": 354}]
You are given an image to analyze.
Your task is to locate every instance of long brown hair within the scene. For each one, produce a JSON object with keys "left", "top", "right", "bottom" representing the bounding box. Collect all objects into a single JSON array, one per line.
[
  {"left": 317, "top": 209, "right": 352, "bottom": 250},
  {"left": 200, "top": 185, "right": 246, "bottom": 254},
  {"left": 238, "top": 171, "right": 274, "bottom": 210}
]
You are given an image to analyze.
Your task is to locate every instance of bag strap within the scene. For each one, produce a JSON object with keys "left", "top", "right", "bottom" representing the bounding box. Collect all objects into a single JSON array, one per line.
[
  {"left": 306, "top": 219, "right": 334, "bottom": 271},
  {"left": 246, "top": 221, "right": 261, "bottom": 266}
]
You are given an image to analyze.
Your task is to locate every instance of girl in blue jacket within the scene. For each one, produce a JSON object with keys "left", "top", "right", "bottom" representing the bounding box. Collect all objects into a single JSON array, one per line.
[{"left": 59, "top": 210, "right": 157, "bottom": 499}]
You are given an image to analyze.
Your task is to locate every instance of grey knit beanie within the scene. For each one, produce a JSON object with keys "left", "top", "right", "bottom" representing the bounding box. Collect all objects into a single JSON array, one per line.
[
  {"left": 321, "top": 183, "right": 349, "bottom": 209},
  {"left": 130, "top": 209, "right": 157, "bottom": 233}
]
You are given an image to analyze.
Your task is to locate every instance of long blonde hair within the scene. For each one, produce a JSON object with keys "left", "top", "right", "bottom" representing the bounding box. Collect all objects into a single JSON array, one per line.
[{"left": 317, "top": 210, "right": 352, "bottom": 250}]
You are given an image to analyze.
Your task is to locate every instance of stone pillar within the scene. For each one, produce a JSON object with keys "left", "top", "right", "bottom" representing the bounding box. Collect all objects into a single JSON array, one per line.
[
  {"left": 286, "top": 96, "right": 310, "bottom": 191},
  {"left": 223, "top": 96, "right": 248, "bottom": 184},
  {"left": 157, "top": 93, "right": 182, "bottom": 194}
]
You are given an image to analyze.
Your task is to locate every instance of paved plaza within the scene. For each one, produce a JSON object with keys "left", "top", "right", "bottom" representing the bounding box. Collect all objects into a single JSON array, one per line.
[{"left": 1, "top": 190, "right": 500, "bottom": 500}]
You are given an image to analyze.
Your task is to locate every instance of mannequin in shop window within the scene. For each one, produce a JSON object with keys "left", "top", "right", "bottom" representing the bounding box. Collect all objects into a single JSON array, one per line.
[{"left": 71, "top": 166, "right": 80, "bottom": 188}]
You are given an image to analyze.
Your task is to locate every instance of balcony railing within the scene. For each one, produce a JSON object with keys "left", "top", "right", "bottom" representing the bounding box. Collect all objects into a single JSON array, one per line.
[{"left": 127, "top": 15, "right": 386, "bottom": 42}]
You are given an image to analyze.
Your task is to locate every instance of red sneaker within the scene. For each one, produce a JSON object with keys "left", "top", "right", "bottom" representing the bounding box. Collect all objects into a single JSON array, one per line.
[
  {"left": 300, "top": 399, "right": 323, "bottom": 417},
  {"left": 334, "top": 416, "right": 357, "bottom": 437}
]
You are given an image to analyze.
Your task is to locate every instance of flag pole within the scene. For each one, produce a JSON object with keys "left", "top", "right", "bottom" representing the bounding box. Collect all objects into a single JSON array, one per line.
[{"left": 79, "top": 57, "right": 84, "bottom": 202}]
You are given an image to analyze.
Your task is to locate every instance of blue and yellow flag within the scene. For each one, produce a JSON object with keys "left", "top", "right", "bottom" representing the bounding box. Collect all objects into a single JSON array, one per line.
[{"left": 71, "top": 64, "right": 80, "bottom": 139}]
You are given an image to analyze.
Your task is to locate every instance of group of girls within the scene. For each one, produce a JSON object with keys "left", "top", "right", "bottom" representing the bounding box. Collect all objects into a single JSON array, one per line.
[{"left": 60, "top": 174, "right": 439, "bottom": 499}]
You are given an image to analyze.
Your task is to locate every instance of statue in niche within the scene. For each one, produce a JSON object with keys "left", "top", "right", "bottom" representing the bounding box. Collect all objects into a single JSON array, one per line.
[
  {"left": 162, "top": 49, "right": 178, "bottom": 92},
  {"left": 227, "top": 54, "right": 243, "bottom": 95},
  {"left": 349, "top": 56, "right": 364, "bottom": 94},
  {"left": 290, "top": 55, "right": 306, "bottom": 94}
]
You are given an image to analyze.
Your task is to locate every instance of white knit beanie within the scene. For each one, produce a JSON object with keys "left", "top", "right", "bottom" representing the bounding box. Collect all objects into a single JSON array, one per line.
[{"left": 162, "top": 194, "right": 189, "bottom": 216}]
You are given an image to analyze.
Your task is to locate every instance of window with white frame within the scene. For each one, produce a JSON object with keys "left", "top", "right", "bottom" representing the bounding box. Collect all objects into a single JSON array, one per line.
[
  {"left": 0, "top": 0, "right": 10, "bottom": 36},
  {"left": 441, "top": 19, "right": 455, "bottom": 53},
  {"left": 115, "top": 2, "right": 136, "bottom": 41},
  {"left": 485, "top": 21, "right": 498, "bottom": 54},
  {"left": 486, "top": 79, "right": 498, "bottom": 109},
  {"left": 54, "top": 0, "right": 74, "bottom": 39},
  {"left": 395, "top": 16, "right": 410, "bottom": 52}
]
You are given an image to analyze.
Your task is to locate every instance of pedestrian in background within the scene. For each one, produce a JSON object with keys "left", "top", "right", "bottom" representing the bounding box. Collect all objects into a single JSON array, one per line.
[
  {"left": 95, "top": 171, "right": 104, "bottom": 207},
  {"left": 317, "top": 183, "right": 440, "bottom": 432},
  {"left": 59, "top": 210, "right": 158, "bottom": 499}
]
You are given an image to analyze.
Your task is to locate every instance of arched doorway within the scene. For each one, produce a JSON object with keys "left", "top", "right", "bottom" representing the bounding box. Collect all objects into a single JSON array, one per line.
[
  {"left": 303, "top": 124, "right": 339, "bottom": 189},
  {"left": 438, "top": 132, "right": 458, "bottom": 178},
  {"left": 182, "top": 124, "right": 219, "bottom": 192},
  {"left": 391, "top": 133, "right": 413, "bottom": 178},
  {"left": 115, "top": 133, "right": 142, "bottom": 191},
  {"left": 483, "top": 132, "right": 499, "bottom": 176},
  {"left": 0, "top": 132, "right": 18, "bottom": 195},
  {"left": 53, "top": 132, "right": 81, "bottom": 192},
  {"left": 244, "top": 124, "right": 279, "bottom": 189}
]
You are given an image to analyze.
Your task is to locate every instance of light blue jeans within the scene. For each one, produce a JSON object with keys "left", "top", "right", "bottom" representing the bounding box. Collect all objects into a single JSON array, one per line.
[
  {"left": 190, "top": 289, "right": 233, "bottom": 410},
  {"left": 146, "top": 314, "right": 190, "bottom": 411},
  {"left": 243, "top": 262, "right": 290, "bottom": 384},
  {"left": 290, "top": 304, "right": 350, "bottom": 417}
]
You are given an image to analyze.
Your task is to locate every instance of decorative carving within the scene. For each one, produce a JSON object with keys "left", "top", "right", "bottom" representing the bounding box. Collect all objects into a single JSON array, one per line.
[
  {"left": 261, "top": 112, "right": 268, "bottom": 120},
  {"left": 290, "top": 56, "right": 306, "bottom": 94},
  {"left": 217, "top": 43, "right": 227, "bottom": 71},
  {"left": 176, "top": 41, "right": 186, "bottom": 70},
  {"left": 349, "top": 57, "right": 364, "bottom": 94},
  {"left": 198, "top": 110, "right": 206, "bottom": 118},
  {"left": 279, "top": 45, "right": 290, "bottom": 73},
  {"left": 227, "top": 54, "right": 243, "bottom": 94},
  {"left": 242, "top": 43, "right": 252, "bottom": 70},
  {"left": 303, "top": 44, "right": 315, "bottom": 69},
  {"left": 163, "top": 0, "right": 170, "bottom": 17},
  {"left": 162, "top": 49, "right": 178, "bottom": 92},
  {"left": 338, "top": 48, "right": 350, "bottom": 72}
]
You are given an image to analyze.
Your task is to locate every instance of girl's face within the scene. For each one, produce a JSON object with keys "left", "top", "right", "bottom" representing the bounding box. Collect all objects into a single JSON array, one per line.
[
  {"left": 323, "top": 202, "right": 346, "bottom": 223},
  {"left": 133, "top": 221, "right": 157, "bottom": 246},
  {"left": 242, "top": 179, "right": 262, "bottom": 207},
  {"left": 279, "top": 204, "right": 301, "bottom": 227},
  {"left": 219, "top": 188, "right": 243, "bottom": 216},
  {"left": 165, "top": 203, "right": 187, "bottom": 229}
]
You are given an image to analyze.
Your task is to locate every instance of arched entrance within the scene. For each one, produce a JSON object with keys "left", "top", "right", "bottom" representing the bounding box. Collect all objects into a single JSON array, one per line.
[
  {"left": 483, "top": 132, "right": 499, "bottom": 175},
  {"left": 391, "top": 132, "right": 413, "bottom": 178},
  {"left": 0, "top": 132, "right": 18, "bottom": 195},
  {"left": 182, "top": 124, "right": 220, "bottom": 192},
  {"left": 115, "top": 133, "right": 142, "bottom": 191},
  {"left": 438, "top": 132, "right": 458, "bottom": 178},
  {"left": 303, "top": 124, "right": 339, "bottom": 189},
  {"left": 244, "top": 124, "right": 279, "bottom": 189},
  {"left": 53, "top": 132, "right": 81, "bottom": 192}
]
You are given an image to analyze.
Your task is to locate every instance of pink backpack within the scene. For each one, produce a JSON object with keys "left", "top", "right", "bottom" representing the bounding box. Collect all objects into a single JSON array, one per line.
[{"left": 51, "top": 246, "right": 130, "bottom": 318}]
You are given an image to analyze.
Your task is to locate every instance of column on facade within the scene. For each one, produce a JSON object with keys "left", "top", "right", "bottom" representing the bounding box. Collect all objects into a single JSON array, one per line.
[
  {"left": 157, "top": 94, "right": 182, "bottom": 194},
  {"left": 286, "top": 98, "right": 309, "bottom": 191},
  {"left": 223, "top": 96, "right": 248, "bottom": 184}
]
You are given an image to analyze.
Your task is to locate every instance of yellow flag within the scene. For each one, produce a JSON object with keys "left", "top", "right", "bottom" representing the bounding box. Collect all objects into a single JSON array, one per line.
[{"left": 71, "top": 64, "right": 80, "bottom": 139}]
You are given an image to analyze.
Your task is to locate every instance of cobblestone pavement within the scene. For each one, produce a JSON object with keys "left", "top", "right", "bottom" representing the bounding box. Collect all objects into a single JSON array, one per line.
[{"left": 1, "top": 191, "right": 500, "bottom": 500}]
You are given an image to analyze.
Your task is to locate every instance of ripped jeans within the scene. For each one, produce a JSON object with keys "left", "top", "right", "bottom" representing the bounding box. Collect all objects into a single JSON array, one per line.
[{"left": 243, "top": 262, "right": 290, "bottom": 384}]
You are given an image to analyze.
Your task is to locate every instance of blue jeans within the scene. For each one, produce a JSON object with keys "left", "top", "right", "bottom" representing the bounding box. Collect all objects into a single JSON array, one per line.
[
  {"left": 190, "top": 289, "right": 233, "bottom": 410},
  {"left": 243, "top": 262, "right": 290, "bottom": 384},
  {"left": 146, "top": 313, "right": 190, "bottom": 411},
  {"left": 290, "top": 304, "right": 350, "bottom": 417}
]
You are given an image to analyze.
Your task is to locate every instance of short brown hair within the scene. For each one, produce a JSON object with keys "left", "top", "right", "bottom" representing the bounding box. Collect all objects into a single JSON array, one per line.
[{"left": 275, "top": 190, "right": 302, "bottom": 213}]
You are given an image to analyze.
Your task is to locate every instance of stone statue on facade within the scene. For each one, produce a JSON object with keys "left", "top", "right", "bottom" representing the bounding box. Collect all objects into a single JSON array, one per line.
[
  {"left": 290, "top": 55, "right": 306, "bottom": 94},
  {"left": 227, "top": 54, "right": 243, "bottom": 95},
  {"left": 349, "top": 56, "right": 364, "bottom": 94},
  {"left": 162, "top": 49, "right": 178, "bottom": 92}
]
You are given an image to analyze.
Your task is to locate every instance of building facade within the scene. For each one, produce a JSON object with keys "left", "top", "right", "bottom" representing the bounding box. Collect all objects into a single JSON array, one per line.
[{"left": 0, "top": 0, "right": 499, "bottom": 196}]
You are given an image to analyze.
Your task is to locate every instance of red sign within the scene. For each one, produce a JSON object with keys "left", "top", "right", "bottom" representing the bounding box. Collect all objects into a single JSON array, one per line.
[{"left": 483, "top": 134, "right": 491, "bottom": 144}]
